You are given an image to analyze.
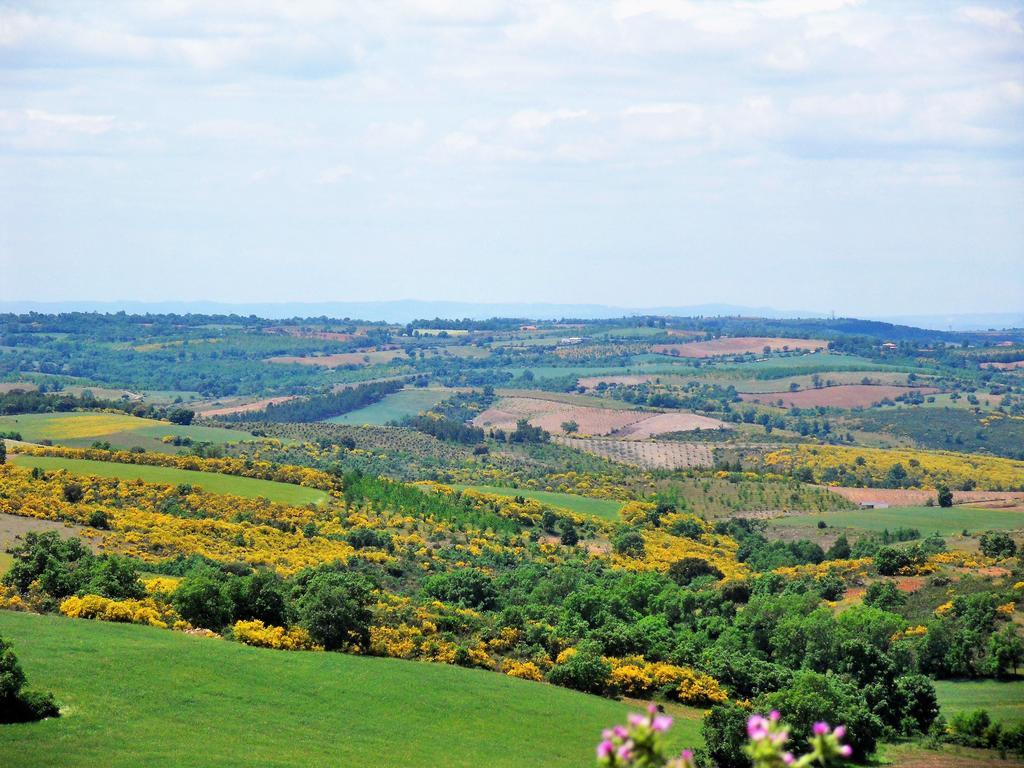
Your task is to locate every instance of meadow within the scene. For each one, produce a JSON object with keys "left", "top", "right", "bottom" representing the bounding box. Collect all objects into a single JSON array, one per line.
[
  {"left": 0, "top": 611, "right": 700, "bottom": 768},
  {"left": 0, "top": 412, "right": 256, "bottom": 451},
  {"left": 769, "top": 505, "right": 1024, "bottom": 536},
  {"left": 933, "top": 679, "right": 1024, "bottom": 725},
  {"left": 450, "top": 484, "right": 624, "bottom": 520},
  {"left": 8, "top": 454, "right": 328, "bottom": 506},
  {"left": 325, "top": 388, "right": 451, "bottom": 425}
]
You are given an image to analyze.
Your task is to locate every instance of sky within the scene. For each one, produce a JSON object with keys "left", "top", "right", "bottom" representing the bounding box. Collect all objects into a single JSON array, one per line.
[{"left": 1, "top": 0, "right": 1022, "bottom": 316}]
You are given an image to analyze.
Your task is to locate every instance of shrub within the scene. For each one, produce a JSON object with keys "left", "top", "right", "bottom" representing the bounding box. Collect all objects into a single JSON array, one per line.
[
  {"left": 757, "top": 670, "right": 882, "bottom": 760},
  {"left": 668, "top": 557, "right": 723, "bottom": 586},
  {"left": 171, "top": 569, "right": 233, "bottom": 630},
  {"left": 612, "top": 529, "right": 646, "bottom": 558},
  {"left": 423, "top": 568, "right": 498, "bottom": 611},
  {"left": 232, "top": 620, "right": 319, "bottom": 651},
  {"left": 547, "top": 643, "right": 611, "bottom": 695},
  {"left": 293, "top": 569, "right": 372, "bottom": 651},
  {"left": 0, "top": 635, "right": 59, "bottom": 723}
]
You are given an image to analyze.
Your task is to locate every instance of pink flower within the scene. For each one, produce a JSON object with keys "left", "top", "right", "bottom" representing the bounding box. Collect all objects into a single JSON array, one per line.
[
  {"left": 783, "top": 753, "right": 795, "bottom": 765},
  {"left": 647, "top": 703, "right": 659, "bottom": 715},
  {"left": 839, "top": 744, "right": 853, "bottom": 758},
  {"left": 628, "top": 713, "right": 647, "bottom": 727},
  {"left": 833, "top": 725, "right": 846, "bottom": 740},
  {"left": 652, "top": 715, "right": 673, "bottom": 732},
  {"left": 813, "top": 721, "right": 830, "bottom": 735},
  {"left": 770, "top": 710, "right": 781, "bottom": 722},
  {"left": 747, "top": 715, "right": 769, "bottom": 739},
  {"left": 616, "top": 741, "right": 634, "bottom": 761},
  {"left": 597, "top": 740, "right": 615, "bottom": 759},
  {"left": 613, "top": 725, "right": 628, "bottom": 739},
  {"left": 680, "top": 749, "right": 693, "bottom": 760}
]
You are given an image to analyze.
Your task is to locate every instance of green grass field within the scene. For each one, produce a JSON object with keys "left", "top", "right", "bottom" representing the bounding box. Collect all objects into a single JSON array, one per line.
[
  {"left": 8, "top": 455, "right": 327, "bottom": 506},
  {"left": 453, "top": 485, "right": 624, "bottom": 520},
  {"left": 771, "top": 505, "right": 1024, "bottom": 536},
  {"left": 325, "top": 388, "right": 451, "bottom": 425},
  {"left": 934, "top": 679, "right": 1024, "bottom": 725},
  {"left": 0, "top": 412, "right": 258, "bottom": 452},
  {"left": 0, "top": 611, "right": 700, "bottom": 768}
]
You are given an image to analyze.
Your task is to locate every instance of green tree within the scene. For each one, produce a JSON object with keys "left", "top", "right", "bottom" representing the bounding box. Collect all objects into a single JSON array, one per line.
[
  {"left": 546, "top": 642, "right": 610, "bottom": 695},
  {"left": 294, "top": 570, "right": 372, "bottom": 651},
  {"left": 979, "top": 531, "right": 1018, "bottom": 559},
  {"left": 700, "top": 701, "right": 750, "bottom": 768},
  {"left": 986, "top": 625, "right": 1024, "bottom": 678},
  {"left": 423, "top": 568, "right": 498, "bottom": 611},
  {"left": 936, "top": 485, "right": 953, "bottom": 508},
  {"left": 172, "top": 569, "right": 233, "bottom": 630}
]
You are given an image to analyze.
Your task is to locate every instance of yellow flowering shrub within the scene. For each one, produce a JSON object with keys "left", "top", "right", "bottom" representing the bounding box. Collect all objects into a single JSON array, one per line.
[
  {"left": 232, "top": 620, "right": 320, "bottom": 651},
  {"left": 60, "top": 594, "right": 179, "bottom": 629},
  {"left": 502, "top": 660, "right": 544, "bottom": 682},
  {"left": 762, "top": 444, "right": 1024, "bottom": 491},
  {"left": 676, "top": 668, "right": 728, "bottom": 706},
  {"left": 10, "top": 444, "right": 341, "bottom": 492},
  {"left": 892, "top": 625, "right": 927, "bottom": 642}
]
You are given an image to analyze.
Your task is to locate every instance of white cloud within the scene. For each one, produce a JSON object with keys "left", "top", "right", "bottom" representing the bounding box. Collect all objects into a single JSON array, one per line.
[{"left": 316, "top": 164, "right": 354, "bottom": 184}]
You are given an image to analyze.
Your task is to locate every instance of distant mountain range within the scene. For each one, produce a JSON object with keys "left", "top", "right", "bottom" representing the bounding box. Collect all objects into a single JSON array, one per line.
[{"left": 1, "top": 300, "right": 1021, "bottom": 332}]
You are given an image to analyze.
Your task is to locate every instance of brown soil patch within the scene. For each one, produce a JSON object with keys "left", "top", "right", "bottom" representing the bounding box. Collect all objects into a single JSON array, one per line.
[
  {"left": 883, "top": 743, "right": 1024, "bottom": 767},
  {"left": 739, "top": 384, "right": 939, "bottom": 409},
  {"left": 981, "top": 360, "right": 1024, "bottom": 370},
  {"left": 894, "top": 576, "right": 926, "bottom": 592},
  {"left": 651, "top": 337, "right": 828, "bottom": 358},
  {"left": 613, "top": 412, "right": 729, "bottom": 438},
  {"left": 264, "top": 326, "right": 365, "bottom": 342},
  {"left": 826, "top": 487, "right": 1024, "bottom": 507},
  {"left": 0, "top": 512, "right": 100, "bottom": 552},
  {"left": 473, "top": 397, "right": 647, "bottom": 436},
  {"left": 267, "top": 348, "right": 407, "bottom": 368},
  {"left": 196, "top": 396, "right": 301, "bottom": 417},
  {"left": 0, "top": 382, "right": 37, "bottom": 394}
]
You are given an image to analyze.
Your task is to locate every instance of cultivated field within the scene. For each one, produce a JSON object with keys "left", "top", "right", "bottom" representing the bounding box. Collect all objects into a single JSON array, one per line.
[
  {"left": 0, "top": 412, "right": 257, "bottom": 451},
  {"left": 8, "top": 454, "right": 329, "bottom": 505},
  {"left": 614, "top": 413, "right": 729, "bottom": 439},
  {"left": 0, "top": 611, "right": 700, "bottom": 768},
  {"left": 933, "top": 679, "right": 1024, "bottom": 726},
  {"left": 196, "top": 395, "right": 300, "bottom": 417},
  {"left": 739, "top": 384, "right": 940, "bottom": 409},
  {"left": 981, "top": 360, "right": 1024, "bottom": 370},
  {"left": 473, "top": 397, "right": 649, "bottom": 436},
  {"left": 651, "top": 337, "right": 828, "bottom": 358},
  {"left": 474, "top": 397, "right": 727, "bottom": 438},
  {"left": 0, "top": 382, "right": 38, "bottom": 393},
  {"left": 770, "top": 505, "right": 1024, "bottom": 536},
  {"left": 326, "top": 388, "right": 450, "bottom": 425},
  {"left": 825, "top": 487, "right": 1024, "bottom": 507},
  {"left": 554, "top": 437, "right": 713, "bottom": 469},
  {"left": 266, "top": 349, "right": 407, "bottom": 367}
]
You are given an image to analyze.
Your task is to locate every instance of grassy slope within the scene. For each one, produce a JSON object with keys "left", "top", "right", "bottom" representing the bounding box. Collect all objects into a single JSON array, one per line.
[
  {"left": 453, "top": 484, "right": 623, "bottom": 520},
  {"left": 0, "top": 611, "right": 700, "bottom": 768},
  {"left": 8, "top": 454, "right": 327, "bottom": 506},
  {"left": 771, "top": 505, "right": 1024, "bottom": 536},
  {"left": 0, "top": 412, "right": 257, "bottom": 452},
  {"left": 934, "top": 679, "right": 1024, "bottom": 725},
  {"left": 325, "top": 388, "right": 450, "bottom": 425}
]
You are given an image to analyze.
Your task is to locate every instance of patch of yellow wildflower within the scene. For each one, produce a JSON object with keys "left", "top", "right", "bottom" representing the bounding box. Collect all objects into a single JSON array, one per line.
[
  {"left": 232, "top": 620, "right": 321, "bottom": 651},
  {"left": 502, "top": 660, "right": 544, "bottom": 682},
  {"left": 762, "top": 444, "right": 1024, "bottom": 491},
  {"left": 60, "top": 594, "right": 180, "bottom": 629}
]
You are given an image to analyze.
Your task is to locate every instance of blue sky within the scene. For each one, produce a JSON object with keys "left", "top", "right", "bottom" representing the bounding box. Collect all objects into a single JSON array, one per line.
[{"left": 1, "top": 0, "right": 1022, "bottom": 315}]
